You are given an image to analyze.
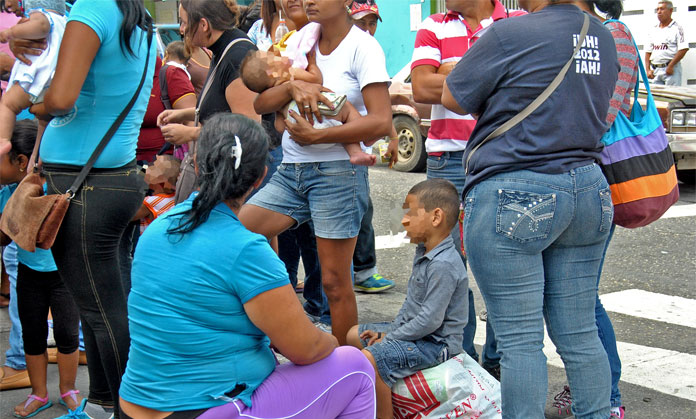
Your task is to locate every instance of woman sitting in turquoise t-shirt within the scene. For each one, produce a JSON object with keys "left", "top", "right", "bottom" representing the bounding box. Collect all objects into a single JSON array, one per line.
[{"left": 119, "top": 113, "right": 376, "bottom": 419}]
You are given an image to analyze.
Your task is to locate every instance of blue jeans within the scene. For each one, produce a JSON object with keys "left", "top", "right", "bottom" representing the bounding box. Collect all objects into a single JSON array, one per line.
[
  {"left": 3, "top": 243, "right": 26, "bottom": 370},
  {"left": 596, "top": 224, "right": 622, "bottom": 408},
  {"left": 248, "top": 161, "right": 369, "bottom": 239},
  {"left": 652, "top": 62, "right": 682, "bottom": 86},
  {"left": 359, "top": 322, "right": 448, "bottom": 387},
  {"left": 426, "top": 152, "right": 499, "bottom": 367},
  {"left": 463, "top": 163, "right": 612, "bottom": 419},
  {"left": 45, "top": 162, "right": 146, "bottom": 406}
]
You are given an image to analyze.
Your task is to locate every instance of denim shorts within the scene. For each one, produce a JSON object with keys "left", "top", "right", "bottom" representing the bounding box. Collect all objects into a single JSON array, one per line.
[
  {"left": 359, "top": 322, "right": 448, "bottom": 387},
  {"left": 247, "top": 160, "right": 369, "bottom": 239}
]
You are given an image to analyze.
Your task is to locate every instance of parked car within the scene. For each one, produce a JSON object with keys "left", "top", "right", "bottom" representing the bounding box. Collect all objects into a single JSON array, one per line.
[
  {"left": 389, "top": 64, "right": 430, "bottom": 172},
  {"left": 644, "top": 84, "right": 696, "bottom": 185}
]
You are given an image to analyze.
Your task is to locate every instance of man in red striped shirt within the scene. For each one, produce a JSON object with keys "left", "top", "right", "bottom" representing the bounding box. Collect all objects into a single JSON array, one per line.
[{"left": 411, "top": 0, "right": 524, "bottom": 379}]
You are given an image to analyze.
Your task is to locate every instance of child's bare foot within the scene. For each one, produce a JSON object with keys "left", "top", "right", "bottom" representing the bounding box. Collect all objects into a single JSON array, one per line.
[
  {"left": 14, "top": 393, "right": 51, "bottom": 417},
  {"left": 59, "top": 389, "right": 84, "bottom": 411},
  {"left": 349, "top": 152, "right": 377, "bottom": 166}
]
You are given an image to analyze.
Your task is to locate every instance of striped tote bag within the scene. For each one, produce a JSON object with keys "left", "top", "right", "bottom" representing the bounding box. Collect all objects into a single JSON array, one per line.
[{"left": 599, "top": 35, "right": 679, "bottom": 228}]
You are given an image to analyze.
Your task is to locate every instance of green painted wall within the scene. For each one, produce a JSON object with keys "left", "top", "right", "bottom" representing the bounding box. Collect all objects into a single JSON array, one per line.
[{"left": 373, "top": 0, "right": 436, "bottom": 77}]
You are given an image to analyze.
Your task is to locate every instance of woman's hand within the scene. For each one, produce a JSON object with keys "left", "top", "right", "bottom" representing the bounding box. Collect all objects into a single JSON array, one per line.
[
  {"left": 386, "top": 137, "right": 399, "bottom": 169},
  {"left": 160, "top": 123, "right": 198, "bottom": 145},
  {"left": 157, "top": 108, "right": 194, "bottom": 126},
  {"left": 29, "top": 103, "right": 52, "bottom": 121},
  {"left": 286, "top": 110, "right": 324, "bottom": 145},
  {"left": 9, "top": 38, "right": 46, "bottom": 65},
  {"left": 286, "top": 80, "right": 334, "bottom": 125}
]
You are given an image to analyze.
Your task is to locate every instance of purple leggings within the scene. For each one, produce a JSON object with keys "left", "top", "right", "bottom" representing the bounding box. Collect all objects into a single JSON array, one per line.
[{"left": 138, "top": 346, "right": 376, "bottom": 419}]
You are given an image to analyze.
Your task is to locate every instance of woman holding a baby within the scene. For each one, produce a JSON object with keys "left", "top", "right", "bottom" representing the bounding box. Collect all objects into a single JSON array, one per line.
[{"left": 240, "top": 0, "right": 392, "bottom": 346}]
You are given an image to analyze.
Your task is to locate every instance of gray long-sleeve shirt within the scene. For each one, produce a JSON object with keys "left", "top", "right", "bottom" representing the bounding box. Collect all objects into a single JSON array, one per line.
[{"left": 388, "top": 235, "right": 469, "bottom": 355}]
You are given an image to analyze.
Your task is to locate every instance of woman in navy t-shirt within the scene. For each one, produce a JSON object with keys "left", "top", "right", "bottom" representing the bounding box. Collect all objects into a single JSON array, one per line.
[{"left": 442, "top": 0, "right": 619, "bottom": 417}]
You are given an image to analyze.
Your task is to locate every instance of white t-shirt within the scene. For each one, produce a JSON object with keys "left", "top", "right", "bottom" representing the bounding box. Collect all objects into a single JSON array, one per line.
[
  {"left": 282, "top": 25, "right": 390, "bottom": 163},
  {"left": 646, "top": 20, "right": 688, "bottom": 64}
]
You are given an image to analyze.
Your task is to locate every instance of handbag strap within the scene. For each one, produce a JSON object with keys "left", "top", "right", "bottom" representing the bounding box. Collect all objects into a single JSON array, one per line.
[
  {"left": 194, "top": 37, "right": 254, "bottom": 126},
  {"left": 465, "top": 13, "right": 590, "bottom": 174},
  {"left": 603, "top": 19, "right": 648, "bottom": 106},
  {"left": 64, "top": 24, "right": 154, "bottom": 199}
]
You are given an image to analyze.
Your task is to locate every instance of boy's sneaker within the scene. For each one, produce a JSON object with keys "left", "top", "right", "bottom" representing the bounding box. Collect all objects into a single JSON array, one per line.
[
  {"left": 552, "top": 385, "right": 573, "bottom": 415},
  {"left": 354, "top": 274, "right": 394, "bottom": 293},
  {"left": 610, "top": 406, "right": 625, "bottom": 419}
]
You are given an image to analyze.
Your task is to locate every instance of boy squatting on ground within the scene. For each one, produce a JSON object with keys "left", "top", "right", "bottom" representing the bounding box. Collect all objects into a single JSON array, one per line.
[
  {"left": 131, "top": 155, "right": 181, "bottom": 234},
  {"left": 240, "top": 49, "right": 377, "bottom": 166},
  {"left": 346, "top": 178, "right": 469, "bottom": 418}
]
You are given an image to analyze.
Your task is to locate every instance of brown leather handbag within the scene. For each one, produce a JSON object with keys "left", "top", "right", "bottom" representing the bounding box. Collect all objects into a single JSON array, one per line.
[{"left": 0, "top": 26, "right": 153, "bottom": 252}]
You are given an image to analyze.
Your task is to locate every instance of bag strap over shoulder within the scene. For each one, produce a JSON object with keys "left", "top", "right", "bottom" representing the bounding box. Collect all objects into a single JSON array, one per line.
[
  {"left": 159, "top": 63, "right": 171, "bottom": 109},
  {"left": 194, "top": 37, "right": 254, "bottom": 126},
  {"left": 465, "top": 14, "right": 590, "bottom": 174},
  {"left": 63, "top": 24, "right": 154, "bottom": 199}
]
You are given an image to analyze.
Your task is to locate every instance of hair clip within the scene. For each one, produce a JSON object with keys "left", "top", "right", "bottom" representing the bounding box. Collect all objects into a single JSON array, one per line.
[{"left": 231, "top": 135, "right": 243, "bottom": 170}]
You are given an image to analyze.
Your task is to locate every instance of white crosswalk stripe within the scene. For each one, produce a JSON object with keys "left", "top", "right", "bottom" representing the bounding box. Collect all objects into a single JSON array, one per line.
[
  {"left": 472, "top": 290, "right": 696, "bottom": 402},
  {"left": 600, "top": 289, "right": 696, "bottom": 329}
]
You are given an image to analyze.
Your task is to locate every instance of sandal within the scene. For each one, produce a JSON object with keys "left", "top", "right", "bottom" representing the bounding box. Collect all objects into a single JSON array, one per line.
[
  {"left": 13, "top": 394, "right": 52, "bottom": 418},
  {"left": 59, "top": 389, "right": 85, "bottom": 411}
]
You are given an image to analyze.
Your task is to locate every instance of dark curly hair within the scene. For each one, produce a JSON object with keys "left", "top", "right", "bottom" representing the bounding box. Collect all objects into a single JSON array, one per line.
[{"left": 167, "top": 113, "right": 269, "bottom": 236}]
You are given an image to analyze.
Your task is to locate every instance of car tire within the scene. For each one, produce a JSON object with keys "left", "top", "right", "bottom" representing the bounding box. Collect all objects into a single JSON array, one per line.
[
  {"left": 676, "top": 169, "right": 695, "bottom": 185},
  {"left": 392, "top": 115, "right": 427, "bottom": 173}
]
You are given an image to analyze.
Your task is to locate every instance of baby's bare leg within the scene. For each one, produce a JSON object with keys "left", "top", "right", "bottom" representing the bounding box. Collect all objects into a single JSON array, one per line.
[
  {"left": 0, "top": 85, "right": 33, "bottom": 153},
  {"left": 345, "top": 143, "right": 376, "bottom": 166}
]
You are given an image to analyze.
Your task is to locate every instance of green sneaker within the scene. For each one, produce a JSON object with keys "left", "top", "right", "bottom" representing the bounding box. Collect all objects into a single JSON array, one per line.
[{"left": 354, "top": 274, "right": 395, "bottom": 293}]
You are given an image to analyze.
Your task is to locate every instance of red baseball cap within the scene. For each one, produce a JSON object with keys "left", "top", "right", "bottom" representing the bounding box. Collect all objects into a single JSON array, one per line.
[{"left": 350, "top": 0, "right": 382, "bottom": 22}]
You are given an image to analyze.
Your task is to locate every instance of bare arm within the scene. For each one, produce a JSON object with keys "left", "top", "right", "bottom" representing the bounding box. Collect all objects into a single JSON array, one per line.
[
  {"left": 44, "top": 21, "right": 100, "bottom": 115},
  {"left": 645, "top": 52, "right": 654, "bottom": 78},
  {"left": 286, "top": 82, "right": 392, "bottom": 145},
  {"left": 0, "top": 12, "right": 50, "bottom": 43},
  {"left": 226, "top": 78, "right": 261, "bottom": 122},
  {"left": 254, "top": 80, "right": 333, "bottom": 123},
  {"left": 441, "top": 81, "right": 467, "bottom": 116},
  {"left": 0, "top": 53, "right": 15, "bottom": 73},
  {"left": 667, "top": 49, "right": 688, "bottom": 74},
  {"left": 131, "top": 204, "right": 152, "bottom": 222},
  {"left": 411, "top": 65, "right": 448, "bottom": 104},
  {"left": 244, "top": 285, "right": 338, "bottom": 365},
  {"left": 289, "top": 50, "right": 323, "bottom": 84}
]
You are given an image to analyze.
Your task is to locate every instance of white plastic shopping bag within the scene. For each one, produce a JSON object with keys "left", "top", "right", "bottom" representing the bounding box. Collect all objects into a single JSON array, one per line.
[{"left": 391, "top": 354, "right": 502, "bottom": 419}]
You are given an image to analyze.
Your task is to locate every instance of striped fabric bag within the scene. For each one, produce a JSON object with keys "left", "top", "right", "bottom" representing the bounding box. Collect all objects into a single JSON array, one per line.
[{"left": 599, "top": 31, "right": 679, "bottom": 228}]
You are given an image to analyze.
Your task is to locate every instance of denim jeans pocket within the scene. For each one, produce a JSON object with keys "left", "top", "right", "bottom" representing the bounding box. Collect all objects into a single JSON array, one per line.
[
  {"left": 402, "top": 343, "right": 425, "bottom": 369},
  {"left": 313, "top": 162, "right": 356, "bottom": 177},
  {"left": 426, "top": 155, "right": 446, "bottom": 171},
  {"left": 496, "top": 189, "right": 556, "bottom": 243},
  {"left": 598, "top": 187, "right": 614, "bottom": 232}
]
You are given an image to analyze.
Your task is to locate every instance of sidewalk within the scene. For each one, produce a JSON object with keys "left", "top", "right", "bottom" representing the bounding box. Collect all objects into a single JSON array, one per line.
[{"left": 0, "top": 307, "right": 89, "bottom": 418}]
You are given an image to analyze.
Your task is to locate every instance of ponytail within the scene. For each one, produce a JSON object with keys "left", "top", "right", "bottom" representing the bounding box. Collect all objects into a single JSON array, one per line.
[
  {"left": 585, "top": 0, "right": 623, "bottom": 20},
  {"left": 167, "top": 113, "right": 269, "bottom": 237}
]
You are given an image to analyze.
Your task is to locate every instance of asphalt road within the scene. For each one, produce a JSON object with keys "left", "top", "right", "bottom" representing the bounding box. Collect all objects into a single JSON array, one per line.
[{"left": 1, "top": 162, "right": 694, "bottom": 418}]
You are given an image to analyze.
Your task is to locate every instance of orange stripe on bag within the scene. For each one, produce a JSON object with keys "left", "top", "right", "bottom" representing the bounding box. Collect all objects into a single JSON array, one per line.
[{"left": 610, "top": 165, "right": 678, "bottom": 204}]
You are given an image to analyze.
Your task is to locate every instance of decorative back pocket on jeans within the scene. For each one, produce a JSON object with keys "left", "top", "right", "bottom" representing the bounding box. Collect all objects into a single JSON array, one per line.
[{"left": 496, "top": 189, "right": 556, "bottom": 243}]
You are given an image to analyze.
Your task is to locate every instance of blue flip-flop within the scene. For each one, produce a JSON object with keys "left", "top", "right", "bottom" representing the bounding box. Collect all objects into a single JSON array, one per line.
[{"left": 14, "top": 394, "right": 52, "bottom": 418}]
